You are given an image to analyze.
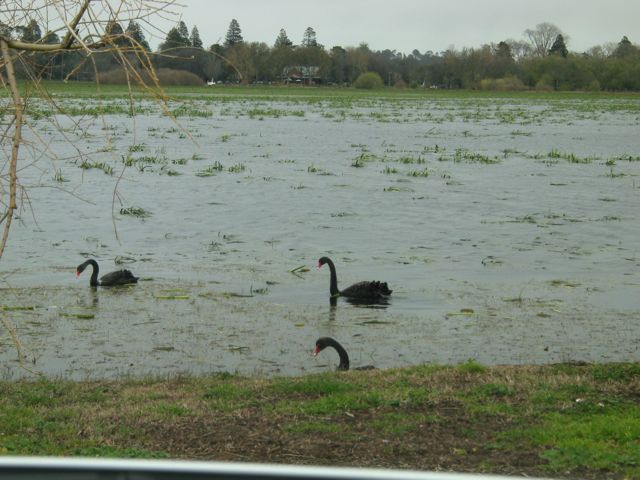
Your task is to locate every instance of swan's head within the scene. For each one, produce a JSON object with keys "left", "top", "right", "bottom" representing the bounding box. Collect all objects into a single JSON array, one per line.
[
  {"left": 313, "top": 337, "right": 331, "bottom": 356},
  {"left": 317, "top": 256, "right": 330, "bottom": 269},
  {"left": 76, "top": 260, "right": 91, "bottom": 277}
]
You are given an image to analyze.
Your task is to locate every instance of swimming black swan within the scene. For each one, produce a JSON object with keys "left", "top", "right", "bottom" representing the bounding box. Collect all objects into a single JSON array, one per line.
[
  {"left": 318, "top": 256, "right": 392, "bottom": 300},
  {"left": 313, "top": 337, "right": 375, "bottom": 371},
  {"left": 76, "top": 259, "right": 139, "bottom": 287}
]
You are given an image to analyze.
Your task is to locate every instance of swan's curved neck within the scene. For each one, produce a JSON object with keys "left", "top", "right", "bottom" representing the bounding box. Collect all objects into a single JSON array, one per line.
[
  {"left": 329, "top": 339, "right": 350, "bottom": 371},
  {"left": 325, "top": 258, "right": 340, "bottom": 296},
  {"left": 87, "top": 259, "right": 99, "bottom": 286}
]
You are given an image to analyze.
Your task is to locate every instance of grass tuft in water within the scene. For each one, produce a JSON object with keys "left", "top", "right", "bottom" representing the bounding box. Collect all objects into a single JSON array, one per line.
[
  {"left": 350, "top": 152, "right": 378, "bottom": 168},
  {"left": 53, "top": 169, "right": 68, "bottom": 182},
  {"left": 60, "top": 312, "right": 95, "bottom": 320},
  {"left": 351, "top": 155, "right": 365, "bottom": 168},
  {"left": 196, "top": 162, "right": 224, "bottom": 177},
  {"left": 548, "top": 149, "right": 596, "bottom": 164},
  {"left": 77, "top": 160, "right": 114, "bottom": 175},
  {"left": 397, "top": 155, "right": 425, "bottom": 164},
  {"left": 120, "top": 207, "right": 152, "bottom": 218},
  {"left": 452, "top": 148, "right": 500, "bottom": 164},
  {"left": 407, "top": 168, "right": 429, "bottom": 177}
]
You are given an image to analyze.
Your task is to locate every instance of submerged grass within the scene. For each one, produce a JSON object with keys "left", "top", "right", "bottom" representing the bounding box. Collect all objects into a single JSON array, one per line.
[
  {"left": 0, "top": 363, "right": 637, "bottom": 478},
  {"left": 119, "top": 206, "right": 152, "bottom": 218},
  {"left": 76, "top": 160, "right": 114, "bottom": 175},
  {"left": 195, "top": 162, "right": 224, "bottom": 177},
  {"left": 407, "top": 167, "right": 430, "bottom": 177},
  {"left": 548, "top": 149, "right": 597, "bottom": 164}
]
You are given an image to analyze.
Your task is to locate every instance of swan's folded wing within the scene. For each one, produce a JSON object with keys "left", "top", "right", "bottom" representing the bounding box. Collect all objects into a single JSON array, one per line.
[
  {"left": 341, "top": 280, "right": 392, "bottom": 298},
  {"left": 100, "top": 269, "right": 139, "bottom": 286},
  {"left": 367, "top": 280, "right": 392, "bottom": 295}
]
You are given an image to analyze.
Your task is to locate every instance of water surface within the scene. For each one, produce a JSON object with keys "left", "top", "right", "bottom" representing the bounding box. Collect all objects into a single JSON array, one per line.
[{"left": 1, "top": 93, "right": 639, "bottom": 379}]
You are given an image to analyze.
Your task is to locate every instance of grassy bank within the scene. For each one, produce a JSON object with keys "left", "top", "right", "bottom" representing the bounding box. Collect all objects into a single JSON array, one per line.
[
  {"left": 13, "top": 80, "right": 640, "bottom": 100},
  {"left": 1, "top": 362, "right": 639, "bottom": 479}
]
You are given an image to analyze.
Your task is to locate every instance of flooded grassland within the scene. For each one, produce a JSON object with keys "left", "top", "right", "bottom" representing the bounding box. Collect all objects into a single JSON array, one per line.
[{"left": 1, "top": 90, "right": 639, "bottom": 379}]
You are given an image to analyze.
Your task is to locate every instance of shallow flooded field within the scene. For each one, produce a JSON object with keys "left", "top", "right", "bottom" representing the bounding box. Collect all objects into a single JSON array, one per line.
[{"left": 1, "top": 90, "right": 639, "bottom": 379}]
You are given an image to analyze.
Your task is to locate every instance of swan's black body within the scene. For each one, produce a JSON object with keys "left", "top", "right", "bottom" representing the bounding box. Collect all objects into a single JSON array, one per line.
[
  {"left": 318, "top": 256, "right": 392, "bottom": 300},
  {"left": 313, "top": 337, "right": 375, "bottom": 371},
  {"left": 76, "top": 259, "right": 138, "bottom": 287}
]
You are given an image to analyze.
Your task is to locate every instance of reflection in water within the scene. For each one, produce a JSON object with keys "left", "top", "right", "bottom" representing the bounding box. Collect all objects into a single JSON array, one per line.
[
  {"left": 77, "top": 288, "right": 99, "bottom": 308},
  {"left": 344, "top": 296, "right": 391, "bottom": 308},
  {"left": 329, "top": 295, "right": 390, "bottom": 308}
]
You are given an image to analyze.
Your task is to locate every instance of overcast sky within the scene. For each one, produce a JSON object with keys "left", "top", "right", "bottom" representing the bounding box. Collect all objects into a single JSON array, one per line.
[{"left": 152, "top": 0, "right": 638, "bottom": 54}]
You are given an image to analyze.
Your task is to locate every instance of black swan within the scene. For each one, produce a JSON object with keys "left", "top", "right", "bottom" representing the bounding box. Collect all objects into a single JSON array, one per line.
[
  {"left": 318, "top": 256, "right": 392, "bottom": 300},
  {"left": 76, "top": 259, "right": 139, "bottom": 287},
  {"left": 313, "top": 337, "right": 375, "bottom": 371}
]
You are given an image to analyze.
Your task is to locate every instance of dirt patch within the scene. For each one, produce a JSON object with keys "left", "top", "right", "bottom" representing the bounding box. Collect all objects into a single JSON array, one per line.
[{"left": 135, "top": 399, "right": 549, "bottom": 477}]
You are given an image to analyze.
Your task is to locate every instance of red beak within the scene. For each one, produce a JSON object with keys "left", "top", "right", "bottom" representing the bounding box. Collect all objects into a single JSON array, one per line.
[
  {"left": 313, "top": 345, "right": 321, "bottom": 356},
  {"left": 317, "top": 261, "right": 322, "bottom": 269},
  {"left": 76, "top": 270, "right": 81, "bottom": 277}
]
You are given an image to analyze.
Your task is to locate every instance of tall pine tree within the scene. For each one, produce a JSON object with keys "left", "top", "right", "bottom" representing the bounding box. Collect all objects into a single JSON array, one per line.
[
  {"left": 105, "top": 21, "right": 128, "bottom": 47},
  {"left": 159, "top": 27, "right": 189, "bottom": 50},
  {"left": 301, "top": 27, "right": 317, "bottom": 47},
  {"left": 614, "top": 36, "right": 637, "bottom": 58},
  {"left": 224, "top": 19, "right": 243, "bottom": 47},
  {"left": 177, "top": 21, "right": 191, "bottom": 46},
  {"left": 19, "top": 19, "right": 42, "bottom": 42},
  {"left": 495, "top": 41, "right": 512, "bottom": 59},
  {"left": 126, "top": 20, "right": 150, "bottom": 51},
  {"left": 549, "top": 34, "right": 568, "bottom": 57},
  {"left": 190, "top": 26, "right": 203, "bottom": 49},
  {"left": 274, "top": 28, "right": 292, "bottom": 47}
]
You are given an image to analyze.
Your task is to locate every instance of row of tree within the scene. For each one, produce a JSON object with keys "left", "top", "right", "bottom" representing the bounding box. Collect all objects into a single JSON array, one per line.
[{"left": 4, "top": 17, "right": 640, "bottom": 90}]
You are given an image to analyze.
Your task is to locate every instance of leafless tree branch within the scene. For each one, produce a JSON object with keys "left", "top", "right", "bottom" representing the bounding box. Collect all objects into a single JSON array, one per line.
[{"left": 0, "top": 0, "right": 180, "bottom": 375}]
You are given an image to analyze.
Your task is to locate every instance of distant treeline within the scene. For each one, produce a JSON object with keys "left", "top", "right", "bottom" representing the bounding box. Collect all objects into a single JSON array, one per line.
[{"left": 8, "top": 18, "right": 640, "bottom": 91}]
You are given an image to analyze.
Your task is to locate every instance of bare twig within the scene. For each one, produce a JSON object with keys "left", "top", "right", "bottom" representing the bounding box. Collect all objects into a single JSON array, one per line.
[
  {"left": 0, "top": 38, "right": 23, "bottom": 260},
  {"left": 58, "top": 0, "right": 92, "bottom": 49},
  {"left": 0, "top": 314, "right": 42, "bottom": 377}
]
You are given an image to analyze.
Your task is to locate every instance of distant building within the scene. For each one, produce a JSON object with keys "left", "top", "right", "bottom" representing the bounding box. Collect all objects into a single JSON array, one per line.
[{"left": 282, "top": 65, "right": 321, "bottom": 85}]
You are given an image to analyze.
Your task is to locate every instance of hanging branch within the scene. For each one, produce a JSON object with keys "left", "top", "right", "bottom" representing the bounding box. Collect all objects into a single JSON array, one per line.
[
  {"left": 0, "top": 0, "right": 181, "bottom": 378},
  {"left": 0, "top": 38, "right": 23, "bottom": 260},
  {"left": 0, "top": 0, "right": 179, "bottom": 259}
]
